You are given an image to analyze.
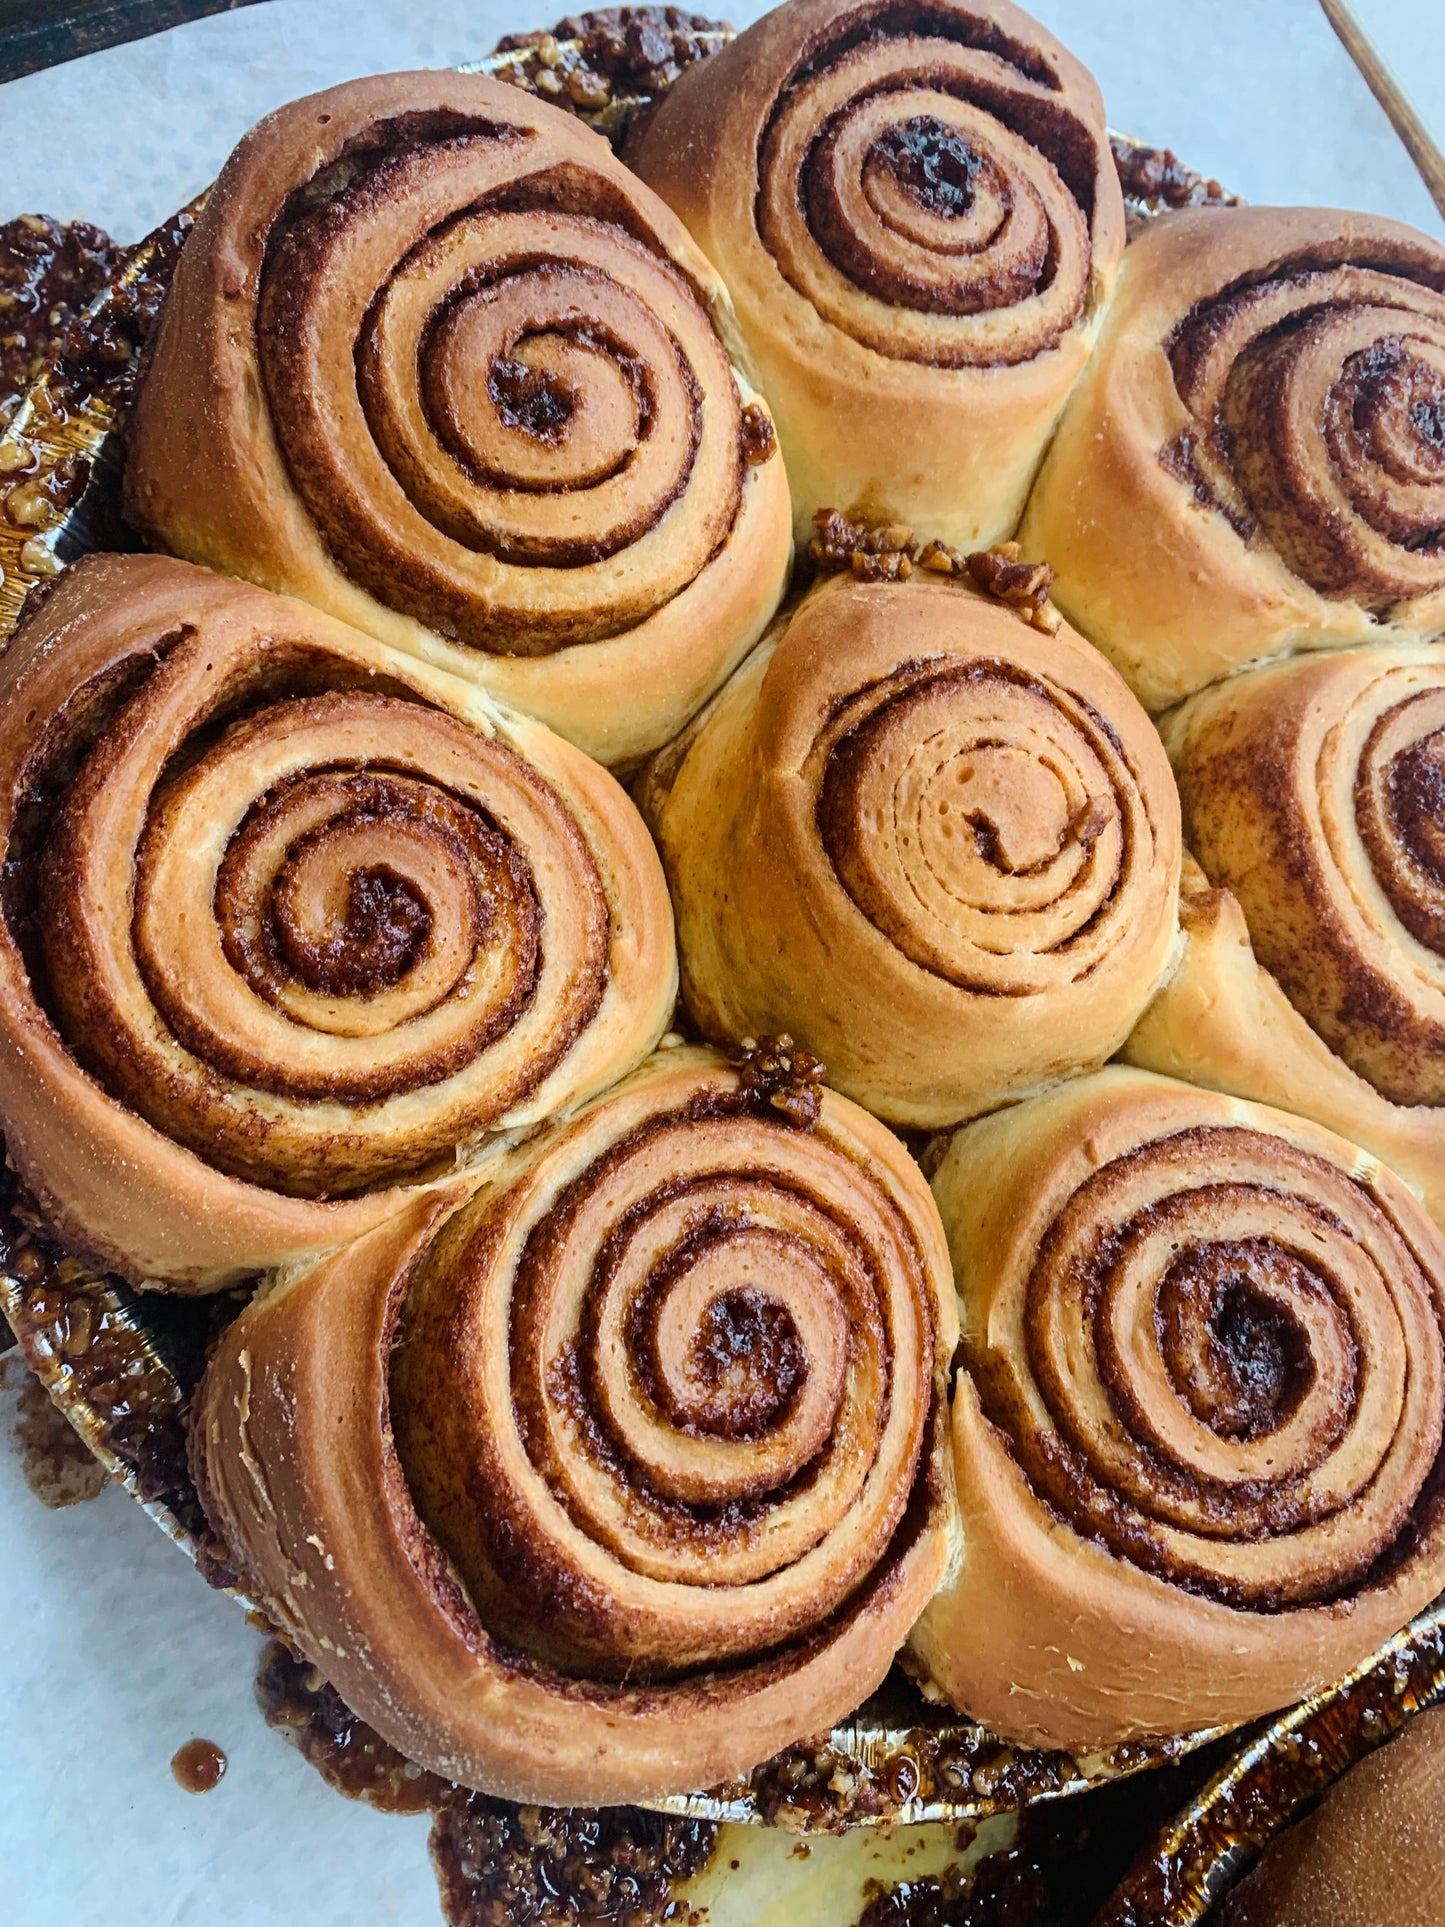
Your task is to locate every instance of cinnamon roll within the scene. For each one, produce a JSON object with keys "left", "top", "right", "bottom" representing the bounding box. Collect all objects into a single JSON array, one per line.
[
  {"left": 191, "top": 1044, "right": 958, "bottom": 1805},
  {"left": 640, "top": 573, "right": 1180, "bottom": 1128},
  {"left": 1021, "top": 207, "right": 1445, "bottom": 709},
  {"left": 910, "top": 1067, "right": 1445, "bottom": 1750},
  {"left": 628, "top": 0, "right": 1125, "bottom": 550},
  {"left": 1119, "top": 649, "right": 1445, "bottom": 1225},
  {"left": 122, "top": 71, "right": 791, "bottom": 768},
  {"left": 0, "top": 553, "right": 674, "bottom": 1291}
]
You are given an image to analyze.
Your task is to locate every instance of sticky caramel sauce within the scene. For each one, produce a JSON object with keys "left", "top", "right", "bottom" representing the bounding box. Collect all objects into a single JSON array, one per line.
[{"left": 171, "top": 1737, "right": 228, "bottom": 1794}]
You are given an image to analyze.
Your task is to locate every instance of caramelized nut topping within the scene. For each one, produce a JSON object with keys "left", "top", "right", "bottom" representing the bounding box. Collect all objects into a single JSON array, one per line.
[
  {"left": 0, "top": 215, "right": 116, "bottom": 423},
  {"left": 964, "top": 542, "right": 1061, "bottom": 633},
  {"left": 740, "top": 401, "right": 778, "bottom": 465},
  {"left": 807, "top": 513, "right": 1059, "bottom": 627},
  {"left": 1110, "top": 137, "right": 1240, "bottom": 217},
  {"left": 808, "top": 508, "right": 915, "bottom": 576},
  {"left": 491, "top": 8, "right": 728, "bottom": 143},
  {"left": 733, "top": 1033, "right": 826, "bottom": 1130}
]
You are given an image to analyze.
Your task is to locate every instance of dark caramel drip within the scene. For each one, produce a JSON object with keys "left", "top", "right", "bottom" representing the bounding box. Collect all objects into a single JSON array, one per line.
[
  {"left": 170, "top": 1738, "right": 228, "bottom": 1794},
  {"left": 256, "top": 1638, "right": 450, "bottom": 1813}
]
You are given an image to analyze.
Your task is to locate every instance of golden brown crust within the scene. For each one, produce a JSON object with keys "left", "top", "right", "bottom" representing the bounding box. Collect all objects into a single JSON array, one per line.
[
  {"left": 641, "top": 573, "right": 1180, "bottom": 1128},
  {"left": 1223, "top": 1706, "right": 1445, "bottom": 1927},
  {"left": 191, "top": 1046, "right": 959, "bottom": 1804},
  {"left": 1122, "top": 863, "right": 1445, "bottom": 1231},
  {"left": 122, "top": 70, "right": 791, "bottom": 767},
  {"left": 909, "top": 1067, "right": 1445, "bottom": 1750},
  {"left": 1021, "top": 206, "right": 1445, "bottom": 710},
  {"left": 0, "top": 553, "right": 675, "bottom": 1290},
  {"left": 629, "top": 0, "right": 1125, "bottom": 549}
]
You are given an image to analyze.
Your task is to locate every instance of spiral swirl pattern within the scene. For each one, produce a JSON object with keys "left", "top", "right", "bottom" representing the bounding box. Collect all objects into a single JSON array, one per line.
[
  {"left": 816, "top": 654, "right": 1151, "bottom": 995},
  {"left": 629, "top": 0, "right": 1125, "bottom": 551},
  {"left": 993, "top": 1127, "right": 1441, "bottom": 1609},
  {"left": 261, "top": 186, "right": 740, "bottom": 653},
  {"left": 191, "top": 1047, "right": 957, "bottom": 1803},
  {"left": 910, "top": 1069, "right": 1445, "bottom": 1748},
  {"left": 0, "top": 554, "right": 673, "bottom": 1286},
  {"left": 1172, "top": 271, "right": 1445, "bottom": 609},
  {"left": 1168, "top": 647, "right": 1445, "bottom": 1109},
  {"left": 756, "top": 30, "right": 1096, "bottom": 367},
  {"left": 1021, "top": 207, "right": 1445, "bottom": 710},
  {"left": 122, "top": 72, "right": 791, "bottom": 765},
  {"left": 644, "top": 575, "right": 1179, "bottom": 1127},
  {"left": 394, "top": 1051, "right": 943, "bottom": 1678}
]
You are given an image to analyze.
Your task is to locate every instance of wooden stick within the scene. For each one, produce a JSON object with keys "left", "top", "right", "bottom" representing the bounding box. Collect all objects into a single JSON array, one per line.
[{"left": 1319, "top": 0, "right": 1445, "bottom": 222}]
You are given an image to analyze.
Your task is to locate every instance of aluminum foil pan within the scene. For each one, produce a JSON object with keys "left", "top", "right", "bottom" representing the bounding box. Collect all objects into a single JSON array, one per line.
[{"left": 0, "top": 12, "right": 1238, "bottom": 1833}]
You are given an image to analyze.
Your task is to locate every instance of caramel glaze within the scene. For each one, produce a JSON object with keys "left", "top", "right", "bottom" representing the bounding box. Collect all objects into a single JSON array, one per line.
[
  {"left": 257, "top": 1637, "right": 1230, "bottom": 1927},
  {"left": 432, "top": 1794, "right": 717, "bottom": 1927},
  {"left": 1220, "top": 1705, "right": 1445, "bottom": 1927},
  {"left": 0, "top": 214, "right": 115, "bottom": 420},
  {"left": 857, "top": 1741, "right": 1230, "bottom": 1927},
  {"left": 256, "top": 1639, "right": 449, "bottom": 1814},
  {"left": 0, "top": 1152, "right": 241, "bottom": 1576},
  {"left": 171, "top": 1738, "right": 228, "bottom": 1794}
]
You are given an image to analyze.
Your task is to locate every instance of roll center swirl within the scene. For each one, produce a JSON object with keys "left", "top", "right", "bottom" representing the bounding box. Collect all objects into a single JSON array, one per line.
[
  {"left": 755, "top": 30, "right": 1095, "bottom": 363},
  {"left": 867, "top": 117, "right": 988, "bottom": 220},
  {"left": 658, "top": 1281, "right": 808, "bottom": 1441},
  {"left": 815, "top": 658, "right": 1137, "bottom": 994},
  {"left": 272, "top": 858, "right": 433, "bottom": 997},
  {"left": 1157, "top": 1241, "right": 1322, "bottom": 1443},
  {"left": 1169, "top": 262, "right": 1445, "bottom": 607}
]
